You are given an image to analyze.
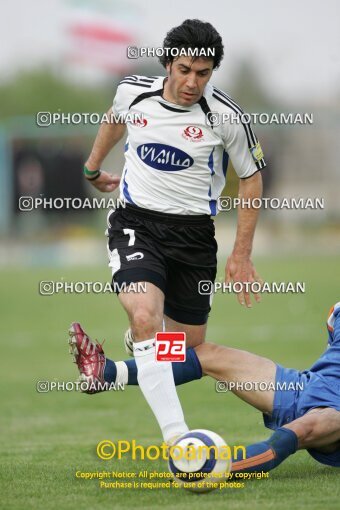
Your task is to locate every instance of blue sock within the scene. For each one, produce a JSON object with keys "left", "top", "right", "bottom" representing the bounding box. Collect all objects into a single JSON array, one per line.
[
  {"left": 231, "top": 427, "right": 298, "bottom": 473},
  {"left": 104, "top": 347, "right": 202, "bottom": 385},
  {"left": 103, "top": 358, "right": 117, "bottom": 383}
]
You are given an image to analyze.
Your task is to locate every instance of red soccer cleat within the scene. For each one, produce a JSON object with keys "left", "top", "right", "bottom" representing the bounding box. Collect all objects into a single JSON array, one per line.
[{"left": 68, "top": 322, "right": 106, "bottom": 394}]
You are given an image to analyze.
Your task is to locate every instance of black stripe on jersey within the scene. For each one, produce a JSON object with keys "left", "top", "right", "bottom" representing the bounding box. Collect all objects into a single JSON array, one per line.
[
  {"left": 256, "top": 157, "right": 266, "bottom": 170},
  {"left": 198, "top": 96, "right": 214, "bottom": 129},
  {"left": 213, "top": 88, "right": 256, "bottom": 146},
  {"left": 158, "top": 102, "right": 190, "bottom": 113},
  {"left": 119, "top": 81, "right": 153, "bottom": 88},
  {"left": 119, "top": 76, "right": 157, "bottom": 87},
  {"left": 120, "top": 75, "right": 157, "bottom": 82},
  {"left": 129, "top": 89, "right": 163, "bottom": 110},
  {"left": 212, "top": 92, "right": 254, "bottom": 148},
  {"left": 139, "top": 78, "right": 157, "bottom": 83},
  {"left": 213, "top": 87, "right": 246, "bottom": 114},
  {"left": 212, "top": 89, "right": 266, "bottom": 170}
]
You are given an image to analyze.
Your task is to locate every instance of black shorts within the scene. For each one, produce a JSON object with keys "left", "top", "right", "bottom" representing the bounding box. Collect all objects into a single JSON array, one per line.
[{"left": 106, "top": 203, "right": 217, "bottom": 325}]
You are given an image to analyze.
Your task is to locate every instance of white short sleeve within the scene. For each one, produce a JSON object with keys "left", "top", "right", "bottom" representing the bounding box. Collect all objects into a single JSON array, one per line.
[{"left": 222, "top": 118, "right": 266, "bottom": 179}]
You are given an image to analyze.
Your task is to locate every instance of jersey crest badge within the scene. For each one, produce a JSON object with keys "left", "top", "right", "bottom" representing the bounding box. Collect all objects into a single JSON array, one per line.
[{"left": 182, "top": 125, "right": 204, "bottom": 142}]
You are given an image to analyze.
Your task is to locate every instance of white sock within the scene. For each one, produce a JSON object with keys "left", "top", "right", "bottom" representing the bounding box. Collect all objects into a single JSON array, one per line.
[
  {"left": 114, "top": 361, "right": 129, "bottom": 385},
  {"left": 133, "top": 338, "right": 189, "bottom": 443}
]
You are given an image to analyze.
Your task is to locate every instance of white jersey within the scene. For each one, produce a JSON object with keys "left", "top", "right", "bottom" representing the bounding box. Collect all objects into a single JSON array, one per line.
[{"left": 112, "top": 75, "right": 266, "bottom": 215}]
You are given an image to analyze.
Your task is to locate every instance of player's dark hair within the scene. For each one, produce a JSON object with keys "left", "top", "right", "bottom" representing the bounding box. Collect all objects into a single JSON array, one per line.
[{"left": 159, "top": 19, "right": 224, "bottom": 69}]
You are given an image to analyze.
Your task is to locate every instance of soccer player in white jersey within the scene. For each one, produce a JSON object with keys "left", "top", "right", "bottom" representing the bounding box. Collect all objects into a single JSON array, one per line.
[{"left": 69, "top": 19, "right": 266, "bottom": 444}]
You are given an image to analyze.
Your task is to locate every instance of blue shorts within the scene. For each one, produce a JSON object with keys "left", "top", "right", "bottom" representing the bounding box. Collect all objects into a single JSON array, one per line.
[
  {"left": 263, "top": 345, "right": 340, "bottom": 467},
  {"left": 263, "top": 366, "right": 340, "bottom": 430}
]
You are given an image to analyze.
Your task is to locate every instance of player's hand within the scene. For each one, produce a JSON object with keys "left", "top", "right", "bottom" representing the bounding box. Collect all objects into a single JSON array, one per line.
[
  {"left": 86, "top": 171, "right": 120, "bottom": 193},
  {"left": 327, "top": 302, "right": 340, "bottom": 335},
  {"left": 225, "top": 255, "right": 263, "bottom": 307}
]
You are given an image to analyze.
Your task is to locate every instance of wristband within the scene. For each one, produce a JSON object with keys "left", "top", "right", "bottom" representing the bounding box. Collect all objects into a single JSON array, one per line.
[
  {"left": 84, "top": 166, "right": 101, "bottom": 181},
  {"left": 86, "top": 170, "right": 101, "bottom": 181}
]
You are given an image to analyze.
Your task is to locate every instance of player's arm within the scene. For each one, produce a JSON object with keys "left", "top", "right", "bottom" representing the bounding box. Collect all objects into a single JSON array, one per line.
[
  {"left": 221, "top": 114, "right": 265, "bottom": 307},
  {"left": 85, "top": 107, "right": 126, "bottom": 193},
  {"left": 226, "top": 171, "right": 263, "bottom": 307}
]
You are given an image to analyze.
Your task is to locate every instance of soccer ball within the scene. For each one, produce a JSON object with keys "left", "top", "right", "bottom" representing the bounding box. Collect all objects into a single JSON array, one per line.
[{"left": 168, "top": 429, "right": 231, "bottom": 492}]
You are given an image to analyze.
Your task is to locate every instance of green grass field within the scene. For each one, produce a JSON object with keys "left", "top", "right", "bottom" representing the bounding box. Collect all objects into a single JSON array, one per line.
[{"left": 1, "top": 255, "right": 340, "bottom": 510}]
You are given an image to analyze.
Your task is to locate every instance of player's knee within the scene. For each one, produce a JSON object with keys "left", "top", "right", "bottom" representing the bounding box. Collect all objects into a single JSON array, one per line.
[
  {"left": 131, "top": 307, "right": 162, "bottom": 339},
  {"left": 284, "top": 413, "right": 319, "bottom": 448}
]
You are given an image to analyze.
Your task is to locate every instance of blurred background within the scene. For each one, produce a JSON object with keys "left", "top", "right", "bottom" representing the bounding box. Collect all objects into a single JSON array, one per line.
[
  {"left": 1, "top": 2, "right": 340, "bottom": 508},
  {"left": 0, "top": 0, "right": 339, "bottom": 266}
]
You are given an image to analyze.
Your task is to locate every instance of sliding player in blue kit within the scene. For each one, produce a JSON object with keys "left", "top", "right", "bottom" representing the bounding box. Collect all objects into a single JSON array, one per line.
[
  {"left": 70, "top": 303, "right": 340, "bottom": 473},
  {"left": 69, "top": 18, "right": 266, "bottom": 445}
]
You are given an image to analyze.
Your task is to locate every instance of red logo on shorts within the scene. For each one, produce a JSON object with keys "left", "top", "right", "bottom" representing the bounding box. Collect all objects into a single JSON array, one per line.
[
  {"left": 155, "top": 332, "right": 186, "bottom": 362},
  {"left": 182, "top": 125, "right": 204, "bottom": 142}
]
